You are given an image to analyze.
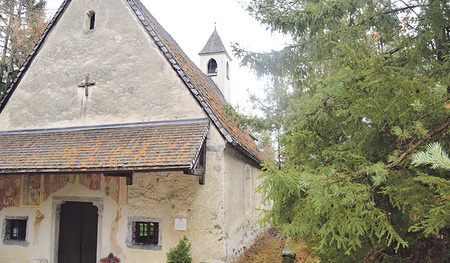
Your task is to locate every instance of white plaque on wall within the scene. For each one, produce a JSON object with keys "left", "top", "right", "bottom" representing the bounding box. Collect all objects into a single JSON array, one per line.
[{"left": 175, "top": 218, "right": 187, "bottom": 231}]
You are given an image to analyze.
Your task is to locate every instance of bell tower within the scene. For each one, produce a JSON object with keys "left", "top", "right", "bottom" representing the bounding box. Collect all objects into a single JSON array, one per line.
[{"left": 199, "top": 28, "right": 232, "bottom": 102}]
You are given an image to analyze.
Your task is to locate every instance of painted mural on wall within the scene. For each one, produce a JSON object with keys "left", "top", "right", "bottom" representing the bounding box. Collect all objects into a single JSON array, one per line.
[
  {"left": 43, "top": 174, "right": 102, "bottom": 200},
  {"left": 0, "top": 175, "right": 20, "bottom": 211},
  {"left": 0, "top": 173, "right": 117, "bottom": 212},
  {"left": 21, "top": 174, "right": 43, "bottom": 206},
  {"left": 105, "top": 176, "right": 121, "bottom": 204}
]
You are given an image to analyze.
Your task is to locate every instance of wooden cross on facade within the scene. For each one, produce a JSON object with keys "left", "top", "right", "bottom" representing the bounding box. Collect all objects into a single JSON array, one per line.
[{"left": 78, "top": 74, "right": 96, "bottom": 96}]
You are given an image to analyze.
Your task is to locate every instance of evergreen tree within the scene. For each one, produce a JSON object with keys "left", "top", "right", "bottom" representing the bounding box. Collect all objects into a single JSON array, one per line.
[
  {"left": 166, "top": 236, "right": 192, "bottom": 263},
  {"left": 0, "top": 0, "right": 47, "bottom": 97},
  {"left": 235, "top": 0, "right": 449, "bottom": 261}
]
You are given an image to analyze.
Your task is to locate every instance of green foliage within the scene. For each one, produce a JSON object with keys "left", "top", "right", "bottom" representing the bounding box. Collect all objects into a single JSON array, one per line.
[
  {"left": 409, "top": 143, "right": 450, "bottom": 236},
  {"left": 412, "top": 142, "right": 450, "bottom": 170},
  {"left": 166, "top": 236, "right": 192, "bottom": 263},
  {"left": 238, "top": 0, "right": 450, "bottom": 261}
]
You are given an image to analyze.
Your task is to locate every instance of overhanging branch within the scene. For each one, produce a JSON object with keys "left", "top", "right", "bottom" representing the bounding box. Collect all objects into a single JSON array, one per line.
[
  {"left": 328, "top": 118, "right": 450, "bottom": 182},
  {"left": 387, "top": 118, "right": 450, "bottom": 169}
]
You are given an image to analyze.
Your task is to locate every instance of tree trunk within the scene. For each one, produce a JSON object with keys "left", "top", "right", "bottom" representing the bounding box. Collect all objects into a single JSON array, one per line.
[{"left": 6, "top": 0, "right": 19, "bottom": 88}]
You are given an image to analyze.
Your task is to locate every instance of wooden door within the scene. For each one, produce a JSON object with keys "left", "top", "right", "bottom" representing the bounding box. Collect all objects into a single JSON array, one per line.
[{"left": 58, "top": 202, "right": 98, "bottom": 263}]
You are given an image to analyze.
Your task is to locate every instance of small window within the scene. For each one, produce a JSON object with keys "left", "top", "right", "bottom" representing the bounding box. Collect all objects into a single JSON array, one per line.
[
  {"left": 207, "top": 59, "right": 218, "bottom": 75},
  {"left": 6, "top": 219, "right": 26, "bottom": 240},
  {"left": 126, "top": 217, "right": 162, "bottom": 250},
  {"left": 134, "top": 222, "right": 159, "bottom": 245},
  {"left": 226, "top": 62, "right": 230, "bottom": 79},
  {"left": 87, "top": 10, "right": 95, "bottom": 30},
  {"left": 3, "top": 217, "right": 29, "bottom": 246}
]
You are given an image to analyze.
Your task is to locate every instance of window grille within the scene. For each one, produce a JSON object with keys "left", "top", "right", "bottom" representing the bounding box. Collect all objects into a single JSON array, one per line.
[
  {"left": 134, "top": 222, "right": 159, "bottom": 245},
  {"left": 5, "top": 219, "right": 27, "bottom": 241}
]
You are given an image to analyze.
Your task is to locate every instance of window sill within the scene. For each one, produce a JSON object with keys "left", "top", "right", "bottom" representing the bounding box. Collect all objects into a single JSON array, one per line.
[
  {"left": 126, "top": 216, "right": 162, "bottom": 251},
  {"left": 125, "top": 242, "right": 161, "bottom": 251},
  {"left": 3, "top": 239, "right": 29, "bottom": 247}
]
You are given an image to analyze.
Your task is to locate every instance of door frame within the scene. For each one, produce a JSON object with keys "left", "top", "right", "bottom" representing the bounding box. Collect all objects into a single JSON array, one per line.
[{"left": 50, "top": 196, "right": 104, "bottom": 263}]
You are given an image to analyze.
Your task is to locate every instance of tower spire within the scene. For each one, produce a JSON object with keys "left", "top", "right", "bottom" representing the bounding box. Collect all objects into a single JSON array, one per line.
[{"left": 199, "top": 28, "right": 232, "bottom": 102}]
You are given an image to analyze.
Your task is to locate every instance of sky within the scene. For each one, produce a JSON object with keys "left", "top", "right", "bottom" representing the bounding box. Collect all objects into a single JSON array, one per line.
[{"left": 45, "top": 0, "right": 287, "bottom": 111}]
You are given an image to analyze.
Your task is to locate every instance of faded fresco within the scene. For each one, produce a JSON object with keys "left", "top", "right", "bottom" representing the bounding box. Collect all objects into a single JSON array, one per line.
[
  {"left": 43, "top": 174, "right": 102, "bottom": 201},
  {"left": 0, "top": 173, "right": 112, "bottom": 212},
  {"left": 105, "top": 176, "right": 121, "bottom": 203},
  {"left": 21, "top": 174, "right": 43, "bottom": 206},
  {"left": 43, "top": 174, "right": 65, "bottom": 201},
  {"left": 0, "top": 175, "right": 20, "bottom": 211}
]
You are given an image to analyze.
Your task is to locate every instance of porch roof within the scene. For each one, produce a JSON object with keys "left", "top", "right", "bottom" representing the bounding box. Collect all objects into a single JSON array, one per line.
[{"left": 0, "top": 119, "right": 209, "bottom": 173}]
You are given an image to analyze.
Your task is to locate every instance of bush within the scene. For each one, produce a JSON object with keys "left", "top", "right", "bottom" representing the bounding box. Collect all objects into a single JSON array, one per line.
[{"left": 166, "top": 236, "right": 192, "bottom": 263}]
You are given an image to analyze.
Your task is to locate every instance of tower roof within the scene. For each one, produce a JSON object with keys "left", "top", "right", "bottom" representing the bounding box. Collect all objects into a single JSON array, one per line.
[{"left": 199, "top": 28, "right": 229, "bottom": 56}]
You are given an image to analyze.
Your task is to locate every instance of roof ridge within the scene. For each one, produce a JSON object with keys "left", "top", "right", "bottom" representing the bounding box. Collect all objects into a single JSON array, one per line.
[{"left": 0, "top": 118, "right": 210, "bottom": 135}]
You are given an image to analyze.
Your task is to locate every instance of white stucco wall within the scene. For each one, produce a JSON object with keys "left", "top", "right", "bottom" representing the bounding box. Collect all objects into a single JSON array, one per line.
[
  {"left": 199, "top": 53, "right": 231, "bottom": 103},
  {"left": 222, "top": 147, "right": 265, "bottom": 262},
  {"left": 0, "top": 0, "right": 205, "bottom": 131},
  {"left": 126, "top": 127, "right": 228, "bottom": 263}
]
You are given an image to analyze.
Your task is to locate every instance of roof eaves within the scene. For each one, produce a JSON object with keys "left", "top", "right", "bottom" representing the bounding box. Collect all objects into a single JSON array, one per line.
[
  {"left": 189, "top": 124, "right": 210, "bottom": 170},
  {"left": 0, "top": 165, "right": 193, "bottom": 174},
  {"left": 230, "top": 141, "right": 264, "bottom": 168},
  {"left": 0, "top": 0, "right": 72, "bottom": 114},
  {"left": 0, "top": 120, "right": 211, "bottom": 173}
]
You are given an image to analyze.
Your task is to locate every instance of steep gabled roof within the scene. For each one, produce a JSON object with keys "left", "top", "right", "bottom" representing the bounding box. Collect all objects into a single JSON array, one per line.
[
  {"left": 199, "top": 28, "right": 229, "bottom": 56},
  {"left": 0, "top": 0, "right": 264, "bottom": 165}
]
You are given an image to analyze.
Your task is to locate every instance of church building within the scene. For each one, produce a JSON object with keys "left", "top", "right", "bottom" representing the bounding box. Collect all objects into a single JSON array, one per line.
[{"left": 0, "top": 0, "right": 265, "bottom": 262}]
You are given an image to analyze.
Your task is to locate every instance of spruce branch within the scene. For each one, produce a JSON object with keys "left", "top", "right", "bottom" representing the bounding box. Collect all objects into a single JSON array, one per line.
[
  {"left": 411, "top": 142, "right": 450, "bottom": 170},
  {"left": 326, "top": 118, "right": 450, "bottom": 183},
  {"left": 387, "top": 118, "right": 450, "bottom": 169}
]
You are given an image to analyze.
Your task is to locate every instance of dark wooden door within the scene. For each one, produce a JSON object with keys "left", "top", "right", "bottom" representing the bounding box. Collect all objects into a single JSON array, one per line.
[{"left": 58, "top": 202, "right": 98, "bottom": 263}]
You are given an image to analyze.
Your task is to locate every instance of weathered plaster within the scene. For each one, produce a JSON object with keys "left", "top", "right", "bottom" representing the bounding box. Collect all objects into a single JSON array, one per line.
[
  {"left": 0, "top": 128, "right": 263, "bottom": 263},
  {"left": 223, "top": 147, "right": 266, "bottom": 262},
  {"left": 0, "top": 207, "right": 36, "bottom": 262},
  {"left": 0, "top": 0, "right": 205, "bottom": 131}
]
